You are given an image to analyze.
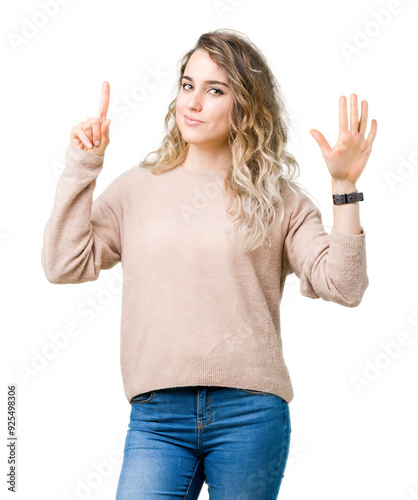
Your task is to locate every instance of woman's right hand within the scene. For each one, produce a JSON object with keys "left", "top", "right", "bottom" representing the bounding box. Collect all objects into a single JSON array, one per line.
[{"left": 70, "top": 81, "right": 111, "bottom": 156}]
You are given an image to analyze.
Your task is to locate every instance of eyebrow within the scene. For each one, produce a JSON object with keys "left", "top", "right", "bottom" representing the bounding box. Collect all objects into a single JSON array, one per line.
[{"left": 182, "top": 75, "right": 229, "bottom": 87}]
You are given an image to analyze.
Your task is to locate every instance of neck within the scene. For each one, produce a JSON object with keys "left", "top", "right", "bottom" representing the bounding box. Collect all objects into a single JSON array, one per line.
[{"left": 181, "top": 143, "right": 231, "bottom": 173}]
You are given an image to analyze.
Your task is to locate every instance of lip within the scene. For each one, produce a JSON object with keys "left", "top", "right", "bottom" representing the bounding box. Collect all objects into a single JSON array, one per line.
[{"left": 184, "top": 114, "right": 204, "bottom": 125}]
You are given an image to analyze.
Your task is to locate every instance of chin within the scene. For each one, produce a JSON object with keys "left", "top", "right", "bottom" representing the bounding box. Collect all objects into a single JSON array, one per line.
[{"left": 179, "top": 130, "right": 204, "bottom": 143}]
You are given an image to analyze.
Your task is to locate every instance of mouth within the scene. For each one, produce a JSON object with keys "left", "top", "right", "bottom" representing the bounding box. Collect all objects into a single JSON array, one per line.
[{"left": 184, "top": 114, "right": 204, "bottom": 124}]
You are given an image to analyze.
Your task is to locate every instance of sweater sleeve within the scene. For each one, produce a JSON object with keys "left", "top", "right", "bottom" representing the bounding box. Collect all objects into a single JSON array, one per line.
[
  {"left": 283, "top": 194, "right": 369, "bottom": 307},
  {"left": 41, "top": 144, "right": 122, "bottom": 284}
]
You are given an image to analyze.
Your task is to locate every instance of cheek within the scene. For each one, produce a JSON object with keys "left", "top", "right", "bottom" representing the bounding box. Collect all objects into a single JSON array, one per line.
[
  {"left": 219, "top": 100, "right": 232, "bottom": 122},
  {"left": 216, "top": 107, "right": 231, "bottom": 129},
  {"left": 175, "top": 99, "right": 184, "bottom": 125},
  {"left": 176, "top": 93, "right": 187, "bottom": 108},
  {"left": 175, "top": 97, "right": 182, "bottom": 116}
]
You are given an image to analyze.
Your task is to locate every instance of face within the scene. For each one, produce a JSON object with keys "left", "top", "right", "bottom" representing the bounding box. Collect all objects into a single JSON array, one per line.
[{"left": 176, "top": 49, "right": 233, "bottom": 149}]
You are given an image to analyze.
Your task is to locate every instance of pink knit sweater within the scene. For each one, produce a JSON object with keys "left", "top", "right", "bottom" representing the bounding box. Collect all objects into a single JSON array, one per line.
[{"left": 41, "top": 144, "right": 368, "bottom": 404}]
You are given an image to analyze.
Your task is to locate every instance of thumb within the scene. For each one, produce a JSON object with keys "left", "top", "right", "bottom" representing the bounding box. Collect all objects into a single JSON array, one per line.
[
  {"left": 310, "top": 129, "right": 332, "bottom": 156},
  {"left": 101, "top": 119, "right": 111, "bottom": 139}
]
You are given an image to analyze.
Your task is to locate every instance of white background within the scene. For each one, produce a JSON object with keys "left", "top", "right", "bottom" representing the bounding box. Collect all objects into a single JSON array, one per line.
[{"left": 2, "top": 0, "right": 418, "bottom": 499}]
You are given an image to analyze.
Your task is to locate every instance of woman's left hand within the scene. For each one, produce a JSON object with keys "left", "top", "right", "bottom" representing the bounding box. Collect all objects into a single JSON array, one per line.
[{"left": 309, "top": 94, "right": 377, "bottom": 185}]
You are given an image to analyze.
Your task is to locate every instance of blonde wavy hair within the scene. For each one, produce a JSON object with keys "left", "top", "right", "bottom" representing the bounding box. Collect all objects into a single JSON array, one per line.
[{"left": 138, "top": 28, "right": 312, "bottom": 251}]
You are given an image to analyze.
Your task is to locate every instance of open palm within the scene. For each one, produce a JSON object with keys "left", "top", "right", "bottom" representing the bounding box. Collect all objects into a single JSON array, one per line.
[{"left": 310, "top": 94, "right": 377, "bottom": 185}]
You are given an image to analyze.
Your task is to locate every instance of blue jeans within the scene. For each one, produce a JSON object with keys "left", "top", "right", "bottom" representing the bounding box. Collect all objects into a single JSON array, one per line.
[{"left": 116, "top": 386, "right": 291, "bottom": 499}]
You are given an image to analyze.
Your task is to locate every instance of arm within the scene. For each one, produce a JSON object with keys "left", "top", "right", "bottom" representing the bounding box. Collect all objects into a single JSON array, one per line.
[
  {"left": 283, "top": 193, "right": 368, "bottom": 307},
  {"left": 41, "top": 144, "right": 121, "bottom": 284},
  {"left": 293, "top": 93, "right": 377, "bottom": 305},
  {"left": 331, "top": 178, "right": 362, "bottom": 235},
  {"left": 309, "top": 93, "right": 377, "bottom": 237}
]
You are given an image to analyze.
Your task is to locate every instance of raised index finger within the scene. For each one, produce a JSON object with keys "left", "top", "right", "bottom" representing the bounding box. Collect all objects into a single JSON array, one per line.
[{"left": 97, "top": 81, "right": 110, "bottom": 121}]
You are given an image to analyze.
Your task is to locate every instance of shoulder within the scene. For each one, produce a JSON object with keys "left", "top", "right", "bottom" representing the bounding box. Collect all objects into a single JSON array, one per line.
[
  {"left": 96, "top": 164, "right": 159, "bottom": 209},
  {"left": 280, "top": 181, "right": 320, "bottom": 217}
]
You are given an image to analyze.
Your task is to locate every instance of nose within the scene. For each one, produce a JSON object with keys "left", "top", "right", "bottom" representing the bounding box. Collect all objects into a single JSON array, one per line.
[{"left": 186, "top": 91, "right": 202, "bottom": 112}]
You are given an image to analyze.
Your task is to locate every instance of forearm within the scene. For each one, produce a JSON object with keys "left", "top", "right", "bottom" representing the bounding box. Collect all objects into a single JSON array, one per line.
[
  {"left": 41, "top": 145, "right": 120, "bottom": 284},
  {"left": 331, "top": 178, "right": 363, "bottom": 235}
]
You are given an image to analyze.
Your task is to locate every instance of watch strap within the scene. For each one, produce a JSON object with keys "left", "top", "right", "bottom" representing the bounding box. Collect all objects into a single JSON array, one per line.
[{"left": 333, "top": 191, "right": 364, "bottom": 205}]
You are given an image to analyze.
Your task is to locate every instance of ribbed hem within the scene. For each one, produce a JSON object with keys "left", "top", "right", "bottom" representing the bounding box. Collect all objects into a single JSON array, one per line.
[
  {"left": 123, "top": 353, "right": 295, "bottom": 405},
  {"left": 65, "top": 143, "right": 104, "bottom": 178}
]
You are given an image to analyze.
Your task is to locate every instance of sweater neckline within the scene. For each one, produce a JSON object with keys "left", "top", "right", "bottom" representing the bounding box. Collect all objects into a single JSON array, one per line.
[{"left": 175, "top": 165, "right": 227, "bottom": 176}]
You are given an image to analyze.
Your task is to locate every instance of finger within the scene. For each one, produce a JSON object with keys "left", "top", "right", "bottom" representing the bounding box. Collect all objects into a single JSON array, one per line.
[
  {"left": 366, "top": 119, "right": 377, "bottom": 147},
  {"left": 101, "top": 119, "right": 111, "bottom": 137},
  {"left": 350, "top": 94, "right": 359, "bottom": 132},
  {"left": 80, "top": 122, "right": 93, "bottom": 143},
  {"left": 92, "top": 119, "right": 101, "bottom": 146},
  {"left": 75, "top": 126, "right": 93, "bottom": 148},
  {"left": 97, "top": 81, "right": 110, "bottom": 121},
  {"left": 310, "top": 129, "right": 332, "bottom": 156},
  {"left": 358, "top": 100, "right": 368, "bottom": 136},
  {"left": 339, "top": 96, "right": 348, "bottom": 133}
]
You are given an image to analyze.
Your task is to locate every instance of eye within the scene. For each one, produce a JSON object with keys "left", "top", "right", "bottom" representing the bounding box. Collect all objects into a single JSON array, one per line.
[
  {"left": 181, "top": 83, "right": 224, "bottom": 96},
  {"left": 209, "top": 87, "right": 224, "bottom": 96}
]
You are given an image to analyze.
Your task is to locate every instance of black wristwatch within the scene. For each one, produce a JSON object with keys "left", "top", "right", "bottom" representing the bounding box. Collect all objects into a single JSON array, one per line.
[{"left": 332, "top": 190, "right": 364, "bottom": 205}]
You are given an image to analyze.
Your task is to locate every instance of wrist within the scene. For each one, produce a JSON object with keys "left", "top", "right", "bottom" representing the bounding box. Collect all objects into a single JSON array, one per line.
[{"left": 332, "top": 178, "right": 357, "bottom": 195}]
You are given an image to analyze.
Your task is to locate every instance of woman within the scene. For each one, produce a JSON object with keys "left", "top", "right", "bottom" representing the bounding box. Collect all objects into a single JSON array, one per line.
[{"left": 42, "top": 29, "right": 376, "bottom": 499}]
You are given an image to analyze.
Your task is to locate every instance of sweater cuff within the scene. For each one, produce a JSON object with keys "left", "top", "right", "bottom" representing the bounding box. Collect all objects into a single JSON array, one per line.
[
  {"left": 66, "top": 143, "right": 104, "bottom": 178},
  {"left": 329, "top": 225, "right": 366, "bottom": 265}
]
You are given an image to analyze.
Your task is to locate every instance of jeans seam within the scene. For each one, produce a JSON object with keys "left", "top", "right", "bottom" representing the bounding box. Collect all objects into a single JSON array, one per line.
[{"left": 183, "top": 456, "right": 203, "bottom": 499}]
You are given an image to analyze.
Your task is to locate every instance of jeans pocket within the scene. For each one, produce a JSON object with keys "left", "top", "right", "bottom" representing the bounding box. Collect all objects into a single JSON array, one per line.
[
  {"left": 239, "top": 388, "right": 271, "bottom": 395},
  {"left": 130, "top": 391, "right": 155, "bottom": 404},
  {"left": 281, "top": 398, "right": 291, "bottom": 432}
]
